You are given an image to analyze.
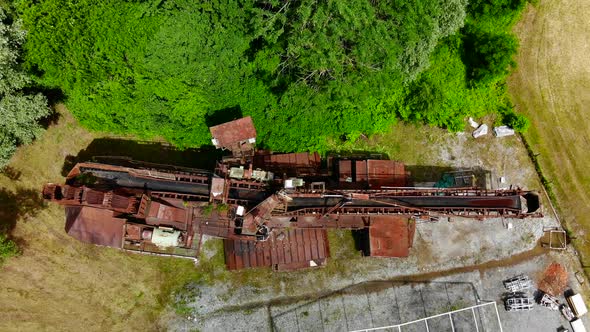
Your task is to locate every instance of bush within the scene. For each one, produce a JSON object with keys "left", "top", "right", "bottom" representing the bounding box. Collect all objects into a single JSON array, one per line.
[
  {"left": 0, "top": 233, "right": 19, "bottom": 263},
  {"left": 503, "top": 111, "right": 531, "bottom": 132},
  {"left": 464, "top": 29, "right": 519, "bottom": 86}
]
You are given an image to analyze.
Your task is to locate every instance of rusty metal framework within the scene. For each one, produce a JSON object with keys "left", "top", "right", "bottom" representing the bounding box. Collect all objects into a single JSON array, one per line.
[{"left": 43, "top": 117, "right": 544, "bottom": 271}]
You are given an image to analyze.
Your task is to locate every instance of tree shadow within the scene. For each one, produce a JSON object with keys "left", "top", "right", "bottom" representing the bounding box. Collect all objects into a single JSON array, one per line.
[
  {"left": 0, "top": 187, "right": 46, "bottom": 248},
  {"left": 405, "top": 165, "right": 493, "bottom": 189},
  {"left": 61, "top": 138, "right": 223, "bottom": 176},
  {"left": 1, "top": 166, "right": 21, "bottom": 181},
  {"left": 326, "top": 150, "right": 390, "bottom": 160},
  {"left": 39, "top": 108, "right": 62, "bottom": 129},
  {"left": 459, "top": 28, "right": 478, "bottom": 85},
  {"left": 20, "top": 85, "right": 66, "bottom": 128},
  {"left": 205, "top": 106, "right": 243, "bottom": 128}
]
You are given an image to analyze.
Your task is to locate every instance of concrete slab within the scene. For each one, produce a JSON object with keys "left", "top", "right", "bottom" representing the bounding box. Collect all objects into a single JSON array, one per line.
[
  {"left": 341, "top": 290, "right": 374, "bottom": 331},
  {"left": 366, "top": 283, "right": 402, "bottom": 328},
  {"left": 319, "top": 295, "right": 348, "bottom": 331},
  {"left": 295, "top": 301, "right": 323, "bottom": 332}
]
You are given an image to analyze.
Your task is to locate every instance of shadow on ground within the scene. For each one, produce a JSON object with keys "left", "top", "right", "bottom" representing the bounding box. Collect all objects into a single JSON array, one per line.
[
  {"left": 205, "top": 106, "right": 243, "bottom": 128},
  {"left": 61, "top": 138, "right": 224, "bottom": 176},
  {"left": 0, "top": 187, "right": 46, "bottom": 247},
  {"left": 406, "top": 165, "right": 493, "bottom": 188}
]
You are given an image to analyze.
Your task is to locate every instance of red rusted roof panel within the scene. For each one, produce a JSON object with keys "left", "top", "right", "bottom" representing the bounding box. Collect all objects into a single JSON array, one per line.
[
  {"left": 367, "top": 160, "right": 407, "bottom": 188},
  {"left": 224, "top": 229, "right": 329, "bottom": 270},
  {"left": 253, "top": 152, "right": 321, "bottom": 176},
  {"left": 339, "top": 160, "right": 352, "bottom": 182},
  {"left": 355, "top": 160, "right": 368, "bottom": 182},
  {"left": 209, "top": 116, "right": 257, "bottom": 147},
  {"left": 65, "top": 206, "right": 125, "bottom": 248},
  {"left": 369, "top": 216, "right": 414, "bottom": 257}
]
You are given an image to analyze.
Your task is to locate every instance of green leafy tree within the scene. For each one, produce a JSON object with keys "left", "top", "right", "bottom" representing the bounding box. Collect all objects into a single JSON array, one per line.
[
  {"left": 15, "top": 0, "right": 533, "bottom": 152},
  {"left": 468, "top": 0, "right": 529, "bottom": 30},
  {"left": 0, "top": 8, "right": 49, "bottom": 167},
  {"left": 467, "top": 30, "right": 518, "bottom": 85}
]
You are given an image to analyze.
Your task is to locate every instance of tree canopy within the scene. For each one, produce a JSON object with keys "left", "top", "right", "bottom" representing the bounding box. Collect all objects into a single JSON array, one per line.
[
  {"left": 14, "top": 0, "right": 530, "bottom": 153},
  {"left": 0, "top": 8, "right": 49, "bottom": 167}
]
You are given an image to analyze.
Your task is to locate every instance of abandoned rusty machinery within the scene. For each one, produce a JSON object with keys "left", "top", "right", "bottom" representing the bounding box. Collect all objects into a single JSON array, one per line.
[{"left": 43, "top": 117, "right": 543, "bottom": 271}]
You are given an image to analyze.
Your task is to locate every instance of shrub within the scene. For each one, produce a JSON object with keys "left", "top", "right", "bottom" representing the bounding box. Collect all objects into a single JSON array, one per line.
[
  {"left": 0, "top": 234, "right": 19, "bottom": 263},
  {"left": 503, "top": 111, "right": 531, "bottom": 132},
  {"left": 464, "top": 29, "right": 519, "bottom": 86}
]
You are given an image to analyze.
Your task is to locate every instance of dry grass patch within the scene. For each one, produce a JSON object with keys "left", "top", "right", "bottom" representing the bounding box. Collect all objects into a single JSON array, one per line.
[
  {"left": 508, "top": 0, "right": 590, "bottom": 269},
  {"left": 0, "top": 106, "right": 196, "bottom": 331}
]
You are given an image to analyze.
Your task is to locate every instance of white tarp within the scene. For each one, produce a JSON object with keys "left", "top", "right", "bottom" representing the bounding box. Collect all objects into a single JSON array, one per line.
[
  {"left": 493, "top": 125, "right": 515, "bottom": 137},
  {"left": 472, "top": 124, "right": 488, "bottom": 138}
]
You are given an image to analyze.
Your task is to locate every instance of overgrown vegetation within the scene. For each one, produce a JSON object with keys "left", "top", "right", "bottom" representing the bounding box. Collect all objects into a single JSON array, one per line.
[
  {"left": 0, "top": 233, "right": 18, "bottom": 263},
  {"left": 14, "top": 0, "right": 531, "bottom": 153},
  {"left": 0, "top": 7, "right": 49, "bottom": 167}
]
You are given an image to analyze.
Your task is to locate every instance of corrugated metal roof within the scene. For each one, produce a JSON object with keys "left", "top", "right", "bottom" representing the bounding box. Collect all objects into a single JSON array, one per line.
[
  {"left": 65, "top": 206, "right": 125, "bottom": 248},
  {"left": 253, "top": 152, "right": 321, "bottom": 176},
  {"left": 224, "top": 229, "right": 329, "bottom": 270},
  {"left": 339, "top": 160, "right": 407, "bottom": 189},
  {"left": 146, "top": 201, "right": 189, "bottom": 230},
  {"left": 367, "top": 159, "right": 407, "bottom": 188},
  {"left": 209, "top": 116, "right": 257, "bottom": 148},
  {"left": 369, "top": 216, "right": 415, "bottom": 258}
]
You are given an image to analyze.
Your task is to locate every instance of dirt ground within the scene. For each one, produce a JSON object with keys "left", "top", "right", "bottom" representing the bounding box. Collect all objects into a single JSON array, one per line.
[{"left": 508, "top": 0, "right": 590, "bottom": 267}]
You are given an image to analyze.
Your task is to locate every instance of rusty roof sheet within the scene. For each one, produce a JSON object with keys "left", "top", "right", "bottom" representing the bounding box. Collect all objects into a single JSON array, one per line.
[
  {"left": 254, "top": 152, "right": 320, "bottom": 167},
  {"left": 367, "top": 160, "right": 407, "bottom": 188},
  {"left": 224, "top": 229, "right": 329, "bottom": 270},
  {"left": 339, "top": 160, "right": 407, "bottom": 189},
  {"left": 210, "top": 177, "right": 226, "bottom": 198},
  {"left": 125, "top": 224, "right": 142, "bottom": 241},
  {"left": 369, "top": 216, "right": 415, "bottom": 257},
  {"left": 65, "top": 206, "right": 125, "bottom": 248},
  {"left": 209, "top": 116, "right": 257, "bottom": 148},
  {"left": 146, "top": 201, "right": 188, "bottom": 230}
]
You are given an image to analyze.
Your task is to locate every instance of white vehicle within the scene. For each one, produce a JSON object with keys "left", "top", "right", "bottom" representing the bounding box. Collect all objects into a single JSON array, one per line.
[
  {"left": 571, "top": 318, "right": 587, "bottom": 332},
  {"left": 568, "top": 294, "right": 588, "bottom": 317}
]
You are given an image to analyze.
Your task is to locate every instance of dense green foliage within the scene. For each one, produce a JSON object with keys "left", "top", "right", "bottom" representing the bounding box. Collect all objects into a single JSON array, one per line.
[
  {"left": 465, "top": 30, "right": 519, "bottom": 85},
  {"left": 0, "top": 8, "right": 49, "bottom": 167},
  {"left": 0, "top": 233, "right": 18, "bottom": 263},
  {"left": 15, "top": 0, "right": 529, "bottom": 153},
  {"left": 502, "top": 109, "right": 530, "bottom": 132}
]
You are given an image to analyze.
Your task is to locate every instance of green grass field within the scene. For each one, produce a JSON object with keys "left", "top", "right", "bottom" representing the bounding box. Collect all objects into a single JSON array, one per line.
[{"left": 509, "top": 0, "right": 590, "bottom": 270}]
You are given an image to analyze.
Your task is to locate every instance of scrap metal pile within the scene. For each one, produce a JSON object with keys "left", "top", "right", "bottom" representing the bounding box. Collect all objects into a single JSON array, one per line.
[{"left": 43, "top": 117, "right": 543, "bottom": 271}]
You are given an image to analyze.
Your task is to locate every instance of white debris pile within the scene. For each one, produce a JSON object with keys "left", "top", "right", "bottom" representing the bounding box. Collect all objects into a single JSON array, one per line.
[
  {"left": 472, "top": 124, "right": 488, "bottom": 138},
  {"left": 467, "top": 117, "right": 516, "bottom": 139},
  {"left": 494, "top": 125, "right": 516, "bottom": 137}
]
